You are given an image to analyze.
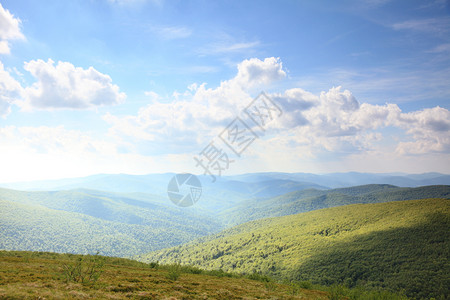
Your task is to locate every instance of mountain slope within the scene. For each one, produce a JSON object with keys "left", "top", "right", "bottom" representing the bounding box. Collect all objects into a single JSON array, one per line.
[
  {"left": 221, "top": 184, "right": 450, "bottom": 225},
  {"left": 0, "top": 188, "right": 222, "bottom": 257},
  {"left": 138, "top": 198, "right": 450, "bottom": 299}
]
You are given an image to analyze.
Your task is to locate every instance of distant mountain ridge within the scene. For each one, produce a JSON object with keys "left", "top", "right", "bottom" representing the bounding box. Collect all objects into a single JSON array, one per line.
[
  {"left": 220, "top": 184, "right": 450, "bottom": 225},
  {"left": 1, "top": 172, "right": 448, "bottom": 214},
  {"left": 2, "top": 172, "right": 449, "bottom": 192},
  {"left": 226, "top": 171, "right": 450, "bottom": 188}
]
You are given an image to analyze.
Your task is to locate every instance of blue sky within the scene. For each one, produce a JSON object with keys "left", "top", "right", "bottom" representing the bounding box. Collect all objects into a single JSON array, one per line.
[{"left": 0, "top": 0, "right": 449, "bottom": 182}]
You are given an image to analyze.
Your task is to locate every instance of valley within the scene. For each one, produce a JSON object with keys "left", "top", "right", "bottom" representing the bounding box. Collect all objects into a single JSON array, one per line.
[{"left": 0, "top": 172, "right": 449, "bottom": 299}]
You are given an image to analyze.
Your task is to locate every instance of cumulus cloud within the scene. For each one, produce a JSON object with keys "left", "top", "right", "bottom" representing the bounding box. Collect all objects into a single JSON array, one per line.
[
  {"left": 0, "top": 62, "right": 23, "bottom": 117},
  {"left": 234, "top": 57, "right": 286, "bottom": 89},
  {"left": 21, "top": 59, "right": 126, "bottom": 110},
  {"left": 270, "top": 86, "right": 449, "bottom": 156},
  {"left": 267, "top": 87, "right": 390, "bottom": 153},
  {"left": 2, "top": 55, "right": 448, "bottom": 178},
  {"left": 267, "top": 86, "right": 449, "bottom": 155},
  {"left": 0, "top": 3, "right": 25, "bottom": 54},
  {"left": 395, "top": 106, "right": 450, "bottom": 154},
  {"left": 104, "top": 57, "right": 286, "bottom": 154},
  {"left": 103, "top": 57, "right": 450, "bottom": 160}
]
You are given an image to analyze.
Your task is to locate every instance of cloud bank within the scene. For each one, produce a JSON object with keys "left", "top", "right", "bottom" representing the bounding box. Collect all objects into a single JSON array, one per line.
[
  {"left": 104, "top": 57, "right": 450, "bottom": 160},
  {"left": 0, "top": 56, "right": 448, "bottom": 180}
]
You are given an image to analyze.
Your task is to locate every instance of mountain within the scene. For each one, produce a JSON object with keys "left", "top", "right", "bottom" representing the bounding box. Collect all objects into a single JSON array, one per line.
[
  {"left": 2, "top": 171, "right": 448, "bottom": 215},
  {"left": 226, "top": 172, "right": 450, "bottom": 188},
  {"left": 0, "top": 173, "right": 175, "bottom": 194},
  {"left": 2, "top": 181, "right": 449, "bottom": 257},
  {"left": 0, "top": 173, "right": 327, "bottom": 212},
  {"left": 0, "top": 188, "right": 222, "bottom": 257},
  {"left": 220, "top": 184, "right": 450, "bottom": 226},
  {"left": 138, "top": 198, "right": 450, "bottom": 299},
  {"left": 2, "top": 172, "right": 449, "bottom": 194}
]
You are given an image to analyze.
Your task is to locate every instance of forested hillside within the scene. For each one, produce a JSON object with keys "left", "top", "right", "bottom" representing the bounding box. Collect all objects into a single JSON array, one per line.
[
  {"left": 139, "top": 198, "right": 450, "bottom": 299},
  {"left": 2, "top": 184, "right": 449, "bottom": 260},
  {"left": 220, "top": 185, "right": 450, "bottom": 225},
  {"left": 0, "top": 188, "right": 222, "bottom": 257}
]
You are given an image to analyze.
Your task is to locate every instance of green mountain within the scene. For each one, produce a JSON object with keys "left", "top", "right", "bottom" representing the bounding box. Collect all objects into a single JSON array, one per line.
[
  {"left": 138, "top": 198, "right": 450, "bottom": 299},
  {"left": 2, "top": 184, "right": 449, "bottom": 259},
  {"left": 221, "top": 185, "right": 450, "bottom": 226},
  {"left": 0, "top": 188, "right": 222, "bottom": 257}
]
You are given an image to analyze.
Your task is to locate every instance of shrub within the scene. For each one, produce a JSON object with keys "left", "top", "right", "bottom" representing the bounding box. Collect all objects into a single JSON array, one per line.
[
  {"left": 165, "top": 264, "right": 181, "bottom": 281},
  {"left": 148, "top": 261, "right": 159, "bottom": 269},
  {"left": 61, "top": 252, "right": 105, "bottom": 285},
  {"left": 247, "top": 272, "right": 271, "bottom": 282}
]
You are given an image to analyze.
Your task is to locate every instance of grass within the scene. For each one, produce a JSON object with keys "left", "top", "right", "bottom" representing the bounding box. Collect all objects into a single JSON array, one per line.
[{"left": 0, "top": 250, "right": 329, "bottom": 299}]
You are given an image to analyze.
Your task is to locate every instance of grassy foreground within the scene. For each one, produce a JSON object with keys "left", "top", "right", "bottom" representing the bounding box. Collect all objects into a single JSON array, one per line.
[{"left": 0, "top": 250, "right": 330, "bottom": 299}]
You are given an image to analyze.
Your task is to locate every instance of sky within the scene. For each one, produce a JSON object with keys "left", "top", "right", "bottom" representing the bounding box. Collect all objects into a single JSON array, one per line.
[{"left": 0, "top": 0, "right": 449, "bottom": 182}]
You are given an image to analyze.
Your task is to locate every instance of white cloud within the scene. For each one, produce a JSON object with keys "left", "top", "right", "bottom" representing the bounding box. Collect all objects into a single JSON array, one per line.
[
  {"left": 2, "top": 56, "right": 448, "bottom": 180},
  {"left": 103, "top": 57, "right": 450, "bottom": 162},
  {"left": 427, "top": 43, "right": 450, "bottom": 53},
  {"left": 0, "top": 62, "right": 23, "bottom": 117},
  {"left": 267, "top": 87, "right": 391, "bottom": 153},
  {"left": 0, "top": 3, "right": 25, "bottom": 54},
  {"left": 154, "top": 26, "right": 192, "bottom": 40},
  {"left": 144, "top": 91, "right": 160, "bottom": 102},
  {"left": 234, "top": 57, "right": 286, "bottom": 89},
  {"left": 392, "top": 17, "right": 450, "bottom": 35},
  {"left": 198, "top": 31, "right": 261, "bottom": 56},
  {"left": 263, "top": 85, "right": 449, "bottom": 158},
  {"left": 395, "top": 106, "right": 450, "bottom": 154},
  {"left": 21, "top": 59, "right": 126, "bottom": 110},
  {"left": 104, "top": 57, "right": 286, "bottom": 154},
  {"left": 201, "top": 41, "right": 261, "bottom": 54},
  {"left": 270, "top": 86, "right": 450, "bottom": 156}
]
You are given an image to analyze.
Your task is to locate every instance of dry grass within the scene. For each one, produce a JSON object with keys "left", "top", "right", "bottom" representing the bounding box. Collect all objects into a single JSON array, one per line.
[{"left": 0, "top": 251, "right": 328, "bottom": 299}]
